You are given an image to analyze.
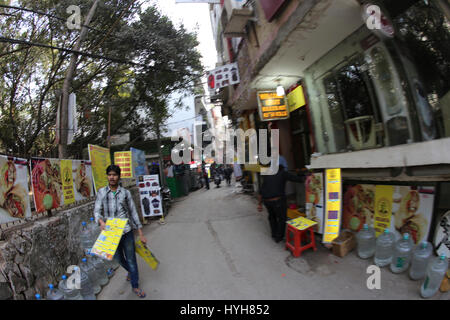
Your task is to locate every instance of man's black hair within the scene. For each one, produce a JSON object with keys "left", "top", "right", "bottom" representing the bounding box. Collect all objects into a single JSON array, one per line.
[{"left": 106, "top": 164, "right": 121, "bottom": 176}]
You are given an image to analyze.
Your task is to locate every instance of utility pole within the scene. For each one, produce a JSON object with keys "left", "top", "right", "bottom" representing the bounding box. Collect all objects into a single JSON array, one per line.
[{"left": 59, "top": 0, "right": 100, "bottom": 158}]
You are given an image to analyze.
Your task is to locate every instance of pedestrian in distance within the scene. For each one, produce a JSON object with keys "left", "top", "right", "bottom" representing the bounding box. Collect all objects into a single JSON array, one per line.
[
  {"left": 257, "top": 161, "right": 309, "bottom": 243},
  {"left": 201, "top": 161, "right": 210, "bottom": 190},
  {"left": 224, "top": 165, "right": 233, "bottom": 186},
  {"left": 94, "top": 164, "right": 148, "bottom": 298}
]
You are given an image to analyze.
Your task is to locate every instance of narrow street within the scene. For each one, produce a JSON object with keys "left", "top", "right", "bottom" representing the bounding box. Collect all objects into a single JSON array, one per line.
[{"left": 98, "top": 182, "right": 449, "bottom": 300}]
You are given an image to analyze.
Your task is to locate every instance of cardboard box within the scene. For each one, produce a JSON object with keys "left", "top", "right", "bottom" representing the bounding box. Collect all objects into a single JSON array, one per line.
[{"left": 331, "top": 231, "right": 356, "bottom": 257}]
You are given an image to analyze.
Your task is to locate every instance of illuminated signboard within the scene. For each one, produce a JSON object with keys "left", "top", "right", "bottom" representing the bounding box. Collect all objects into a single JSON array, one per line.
[{"left": 257, "top": 91, "right": 290, "bottom": 122}]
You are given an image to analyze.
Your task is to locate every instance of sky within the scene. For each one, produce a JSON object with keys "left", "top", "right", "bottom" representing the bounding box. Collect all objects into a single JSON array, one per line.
[{"left": 142, "top": 0, "right": 218, "bottom": 137}]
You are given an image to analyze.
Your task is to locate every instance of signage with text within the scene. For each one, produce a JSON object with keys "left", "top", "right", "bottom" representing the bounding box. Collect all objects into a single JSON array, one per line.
[
  {"left": 323, "top": 169, "right": 342, "bottom": 243},
  {"left": 257, "top": 91, "right": 289, "bottom": 121}
]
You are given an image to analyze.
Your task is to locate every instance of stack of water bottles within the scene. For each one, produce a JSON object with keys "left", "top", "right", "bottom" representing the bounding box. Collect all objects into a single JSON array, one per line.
[{"left": 356, "top": 224, "right": 448, "bottom": 298}]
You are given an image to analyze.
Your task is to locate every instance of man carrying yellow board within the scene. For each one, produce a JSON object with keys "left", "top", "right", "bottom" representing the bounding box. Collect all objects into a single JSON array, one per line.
[{"left": 94, "top": 164, "right": 148, "bottom": 298}]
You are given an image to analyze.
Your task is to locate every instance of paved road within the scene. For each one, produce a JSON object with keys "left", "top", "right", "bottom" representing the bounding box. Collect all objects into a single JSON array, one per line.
[{"left": 98, "top": 182, "right": 449, "bottom": 300}]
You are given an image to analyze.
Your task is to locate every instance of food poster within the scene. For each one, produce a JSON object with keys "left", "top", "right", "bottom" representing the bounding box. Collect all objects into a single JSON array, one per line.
[
  {"left": 91, "top": 218, "right": 128, "bottom": 261},
  {"left": 305, "top": 172, "right": 324, "bottom": 234},
  {"left": 323, "top": 169, "right": 342, "bottom": 243},
  {"left": 0, "top": 156, "right": 32, "bottom": 223},
  {"left": 391, "top": 186, "right": 435, "bottom": 245},
  {"left": 342, "top": 184, "right": 435, "bottom": 244},
  {"left": 342, "top": 184, "right": 376, "bottom": 232},
  {"left": 138, "top": 175, "right": 163, "bottom": 217},
  {"left": 72, "top": 160, "right": 94, "bottom": 201},
  {"left": 30, "top": 158, "right": 63, "bottom": 213},
  {"left": 114, "top": 151, "right": 133, "bottom": 178},
  {"left": 60, "top": 160, "right": 75, "bottom": 205},
  {"left": 131, "top": 147, "right": 149, "bottom": 185},
  {"left": 88, "top": 144, "right": 111, "bottom": 192}
]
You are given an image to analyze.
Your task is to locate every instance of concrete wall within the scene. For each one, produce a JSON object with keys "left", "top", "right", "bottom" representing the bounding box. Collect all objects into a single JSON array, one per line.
[{"left": 0, "top": 187, "right": 143, "bottom": 300}]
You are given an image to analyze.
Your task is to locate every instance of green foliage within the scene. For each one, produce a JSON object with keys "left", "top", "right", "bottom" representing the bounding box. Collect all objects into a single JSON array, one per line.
[{"left": 0, "top": 0, "right": 203, "bottom": 158}]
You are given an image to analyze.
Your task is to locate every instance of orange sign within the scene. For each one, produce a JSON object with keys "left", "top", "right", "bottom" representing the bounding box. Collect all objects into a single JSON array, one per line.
[
  {"left": 114, "top": 151, "right": 133, "bottom": 178},
  {"left": 257, "top": 91, "right": 289, "bottom": 121}
]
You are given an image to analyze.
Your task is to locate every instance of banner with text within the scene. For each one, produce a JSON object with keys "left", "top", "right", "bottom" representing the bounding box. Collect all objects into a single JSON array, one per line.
[
  {"left": 114, "top": 151, "right": 133, "bottom": 178},
  {"left": 137, "top": 175, "right": 163, "bottom": 217},
  {"left": 323, "top": 169, "right": 342, "bottom": 243},
  {"left": 60, "top": 160, "right": 75, "bottom": 205},
  {"left": 88, "top": 144, "right": 111, "bottom": 192}
]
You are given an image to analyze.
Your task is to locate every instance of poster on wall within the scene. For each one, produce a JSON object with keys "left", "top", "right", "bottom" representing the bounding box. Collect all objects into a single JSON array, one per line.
[
  {"left": 305, "top": 172, "right": 324, "bottom": 234},
  {"left": 0, "top": 156, "right": 32, "bottom": 223},
  {"left": 342, "top": 184, "right": 435, "bottom": 244},
  {"left": 323, "top": 169, "right": 342, "bottom": 243},
  {"left": 342, "top": 184, "right": 376, "bottom": 232},
  {"left": 72, "top": 160, "right": 94, "bottom": 201},
  {"left": 391, "top": 186, "right": 435, "bottom": 245},
  {"left": 30, "top": 158, "right": 63, "bottom": 213},
  {"left": 114, "top": 151, "right": 133, "bottom": 179},
  {"left": 60, "top": 160, "right": 75, "bottom": 205},
  {"left": 88, "top": 144, "right": 111, "bottom": 192},
  {"left": 131, "top": 147, "right": 149, "bottom": 184},
  {"left": 137, "top": 175, "right": 163, "bottom": 217}
]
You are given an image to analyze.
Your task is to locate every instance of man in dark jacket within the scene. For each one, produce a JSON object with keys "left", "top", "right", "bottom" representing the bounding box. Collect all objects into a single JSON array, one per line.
[{"left": 257, "top": 164, "right": 308, "bottom": 243}]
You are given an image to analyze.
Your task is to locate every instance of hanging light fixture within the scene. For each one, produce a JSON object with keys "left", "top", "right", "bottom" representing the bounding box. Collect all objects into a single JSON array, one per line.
[{"left": 276, "top": 79, "right": 285, "bottom": 96}]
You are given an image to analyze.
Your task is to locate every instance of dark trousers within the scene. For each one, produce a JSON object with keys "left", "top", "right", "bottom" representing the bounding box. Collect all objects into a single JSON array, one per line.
[
  {"left": 204, "top": 176, "right": 210, "bottom": 189},
  {"left": 114, "top": 231, "right": 139, "bottom": 289},
  {"left": 263, "top": 197, "right": 287, "bottom": 241}
]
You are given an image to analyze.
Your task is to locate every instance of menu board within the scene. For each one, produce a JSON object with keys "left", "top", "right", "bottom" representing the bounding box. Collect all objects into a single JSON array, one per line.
[
  {"left": 257, "top": 91, "right": 290, "bottom": 121},
  {"left": 114, "top": 151, "right": 133, "bottom": 178},
  {"left": 323, "top": 169, "right": 342, "bottom": 243},
  {"left": 91, "top": 218, "right": 128, "bottom": 261},
  {"left": 137, "top": 175, "right": 163, "bottom": 217}
]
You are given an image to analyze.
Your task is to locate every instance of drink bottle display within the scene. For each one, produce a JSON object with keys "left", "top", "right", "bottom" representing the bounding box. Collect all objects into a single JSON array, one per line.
[
  {"left": 390, "top": 233, "right": 414, "bottom": 273},
  {"left": 46, "top": 284, "right": 64, "bottom": 300},
  {"left": 409, "top": 241, "right": 433, "bottom": 280},
  {"left": 356, "top": 224, "right": 376, "bottom": 259},
  {"left": 420, "top": 255, "right": 448, "bottom": 298},
  {"left": 374, "top": 229, "right": 395, "bottom": 267}
]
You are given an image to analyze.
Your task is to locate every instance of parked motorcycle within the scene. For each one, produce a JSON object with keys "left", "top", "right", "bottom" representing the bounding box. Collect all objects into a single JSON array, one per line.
[{"left": 214, "top": 173, "right": 221, "bottom": 188}]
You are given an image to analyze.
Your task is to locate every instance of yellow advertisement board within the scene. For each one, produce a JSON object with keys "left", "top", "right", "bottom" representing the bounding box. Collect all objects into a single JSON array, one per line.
[
  {"left": 91, "top": 218, "right": 128, "bottom": 260},
  {"left": 323, "top": 169, "right": 342, "bottom": 243},
  {"left": 114, "top": 151, "right": 133, "bottom": 178},
  {"left": 135, "top": 239, "right": 160, "bottom": 270},
  {"left": 257, "top": 91, "right": 290, "bottom": 121},
  {"left": 287, "top": 85, "right": 306, "bottom": 112},
  {"left": 373, "top": 185, "right": 394, "bottom": 237},
  {"left": 88, "top": 144, "right": 111, "bottom": 192},
  {"left": 60, "top": 160, "right": 75, "bottom": 205},
  {"left": 287, "top": 216, "right": 317, "bottom": 231}
]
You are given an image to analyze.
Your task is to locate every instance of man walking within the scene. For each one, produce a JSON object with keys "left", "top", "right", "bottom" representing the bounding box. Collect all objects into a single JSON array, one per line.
[
  {"left": 94, "top": 164, "right": 147, "bottom": 298},
  {"left": 257, "top": 161, "right": 308, "bottom": 243}
]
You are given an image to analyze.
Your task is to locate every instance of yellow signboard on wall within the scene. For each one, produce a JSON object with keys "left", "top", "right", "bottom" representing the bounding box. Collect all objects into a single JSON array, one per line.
[
  {"left": 88, "top": 144, "right": 111, "bottom": 192},
  {"left": 373, "top": 185, "right": 394, "bottom": 237},
  {"left": 287, "top": 85, "right": 306, "bottom": 112},
  {"left": 114, "top": 151, "right": 133, "bottom": 178},
  {"left": 257, "top": 91, "right": 290, "bottom": 121},
  {"left": 60, "top": 160, "right": 75, "bottom": 205},
  {"left": 323, "top": 169, "right": 342, "bottom": 243}
]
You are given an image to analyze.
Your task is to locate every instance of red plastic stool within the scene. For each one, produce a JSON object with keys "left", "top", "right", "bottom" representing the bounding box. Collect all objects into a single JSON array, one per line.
[{"left": 285, "top": 224, "right": 317, "bottom": 257}]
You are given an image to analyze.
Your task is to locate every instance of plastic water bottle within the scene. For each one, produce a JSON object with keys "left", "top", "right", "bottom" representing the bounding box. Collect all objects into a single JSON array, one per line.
[
  {"left": 420, "top": 255, "right": 448, "bottom": 298},
  {"left": 89, "top": 217, "right": 100, "bottom": 243},
  {"left": 356, "top": 224, "right": 376, "bottom": 259},
  {"left": 390, "top": 233, "right": 414, "bottom": 273},
  {"left": 79, "top": 267, "right": 96, "bottom": 300},
  {"left": 89, "top": 254, "right": 109, "bottom": 286},
  {"left": 58, "top": 275, "right": 83, "bottom": 300},
  {"left": 46, "top": 284, "right": 64, "bottom": 300},
  {"left": 103, "top": 258, "right": 116, "bottom": 278},
  {"left": 35, "top": 294, "right": 41, "bottom": 300},
  {"left": 374, "top": 229, "right": 395, "bottom": 267},
  {"left": 409, "top": 241, "right": 433, "bottom": 280},
  {"left": 80, "top": 257, "right": 101, "bottom": 295},
  {"left": 80, "top": 222, "right": 93, "bottom": 254}
]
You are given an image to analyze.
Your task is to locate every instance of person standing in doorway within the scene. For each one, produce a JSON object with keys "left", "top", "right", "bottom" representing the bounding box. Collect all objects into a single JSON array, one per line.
[
  {"left": 94, "top": 164, "right": 147, "bottom": 298},
  {"left": 257, "top": 161, "right": 309, "bottom": 243}
]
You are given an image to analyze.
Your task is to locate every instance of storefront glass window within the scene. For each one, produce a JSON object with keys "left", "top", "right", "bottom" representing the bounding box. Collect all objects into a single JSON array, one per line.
[{"left": 393, "top": 0, "right": 450, "bottom": 137}]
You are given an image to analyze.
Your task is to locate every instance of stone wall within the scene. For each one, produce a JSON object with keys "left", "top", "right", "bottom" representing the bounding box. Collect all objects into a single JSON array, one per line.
[{"left": 0, "top": 186, "right": 143, "bottom": 300}]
